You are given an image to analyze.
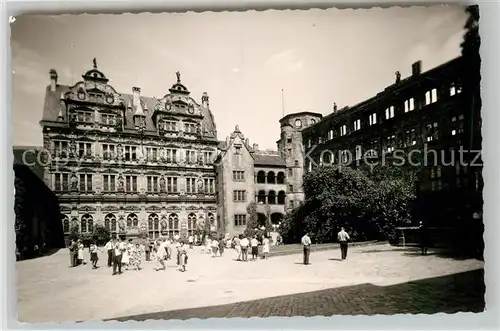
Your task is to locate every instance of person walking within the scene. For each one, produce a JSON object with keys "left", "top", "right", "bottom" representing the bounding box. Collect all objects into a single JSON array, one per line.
[
  {"left": 112, "top": 238, "right": 124, "bottom": 275},
  {"left": 240, "top": 235, "right": 249, "bottom": 262},
  {"left": 69, "top": 240, "right": 77, "bottom": 267},
  {"left": 89, "top": 242, "right": 99, "bottom": 269},
  {"left": 337, "top": 227, "right": 350, "bottom": 260},
  {"left": 218, "top": 237, "right": 225, "bottom": 256},
  {"left": 419, "top": 221, "right": 429, "bottom": 256},
  {"left": 104, "top": 239, "right": 114, "bottom": 267},
  {"left": 262, "top": 235, "right": 270, "bottom": 259},
  {"left": 188, "top": 235, "right": 194, "bottom": 249},
  {"left": 178, "top": 241, "right": 188, "bottom": 272},
  {"left": 250, "top": 235, "right": 259, "bottom": 261},
  {"left": 233, "top": 236, "right": 241, "bottom": 261},
  {"left": 77, "top": 240, "right": 84, "bottom": 266},
  {"left": 155, "top": 239, "right": 166, "bottom": 271},
  {"left": 301, "top": 233, "right": 311, "bottom": 265},
  {"left": 144, "top": 241, "right": 151, "bottom": 261}
]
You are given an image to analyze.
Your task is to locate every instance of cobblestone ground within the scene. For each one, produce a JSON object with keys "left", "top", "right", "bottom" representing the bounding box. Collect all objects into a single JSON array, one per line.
[
  {"left": 112, "top": 269, "right": 485, "bottom": 320},
  {"left": 16, "top": 243, "right": 484, "bottom": 323}
]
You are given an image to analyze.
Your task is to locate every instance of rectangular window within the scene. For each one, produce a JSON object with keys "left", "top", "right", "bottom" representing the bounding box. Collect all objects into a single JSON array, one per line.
[
  {"left": 232, "top": 171, "right": 245, "bottom": 181},
  {"left": 186, "top": 178, "right": 197, "bottom": 194},
  {"left": 353, "top": 119, "right": 361, "bottom": 131},
  {"left": 164, "top": 121, "right": 178, "bottom": 132},
  {"left": 103, "top": 175, "right": 116, "bottom": 192},
  {"left": 340, "top": 124, "right": 347, "bottom": 136},
  {"left": 367, "top": 140, "right": 378, "bottom": 157},
  {"left": 234, "top": 214, "right": 247, "bottom": 227},
  {"left": 385, "top": 106, "right": 395, "bottom": 119},
  {"left": 355, "top": 145, "right": 362, "bottom": 160},
  {"left": 233, "top": 190, "right": 246, "bottom": 202},
  {"left": 234, "top": 145, "right": 242, "bottom": 155},
  {"left": 145, "top": 147, "right": 158, "bottom": 161},
  {"left": 185, "top": 150, "right": 196, "bottom": 164},
  {"left": 79, "top": 174, "right": 93, "bottom": 192},
  {"left": 369, "top": 113, "right": 377, "bottom": 125},
  {"left": 203, "top": 151, "right": 214, "bottom": 164},
  {"left": 53, "top": 141, "right": 69, "bottom": 158},
  {"left": 288, "top": 168, "right": 293, "bottom": 177},
  {"left": 125, "top": 175, "right": 138, "bottom": 192},
  {"left": 101, "top": 114, "right": 115, "bottom": 125},
  {"left": 385, "top": 135, "right": 396, "bottom": 153},
  {"left": 404, "top": 99, "right": 414, "bottom": 113},
  {"left": 184, "top": 123, "right": 196, "bottom": 134},
  {"left": 54, "top": 173, "right": 70, "bottom": 191},
  {"left": 288, "top": 184, "right": 293, "bottom": 192},
  {"left": 166, "top": 177, "right": 178, "bottom": 193},
  {"left": 147, "top": 176, "right": 159, "bottom": 193},
  {"left": 328, "top": 129, "right": 334, "bottom": 140},
  {"left": 165, "top": 149, "right": 178, "bottom": 163},
  {"left": 425, "top": 88, "right": 438, "bottom": 105}
]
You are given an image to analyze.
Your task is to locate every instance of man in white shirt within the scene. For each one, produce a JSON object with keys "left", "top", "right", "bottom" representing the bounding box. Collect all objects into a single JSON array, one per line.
[
  {"left": 104, "top": 239, "right": 114, "bottom": 267},
  {"left": 174, "top": 233, "right": 180, "bottom": 242},
  {"left": 337, "top": 227, "right": 350, "bottom": 260},
  {"left": 239, "top": 235, "right": 249, "bottom": 262},
  {"left": 188, "top": 235, "right": 194, "bottom": 249},
  {"left": 250, "top": 236, "right": 259, "bottom": 261},
  {"left": 301, "top": 233, "right": 312, "bottom": 265},
  {"left": 155, "top": 239, "right": 166, "bottom": 271},
  {"left": 112, "top": 239, "right": 124, "bottom": 275}
]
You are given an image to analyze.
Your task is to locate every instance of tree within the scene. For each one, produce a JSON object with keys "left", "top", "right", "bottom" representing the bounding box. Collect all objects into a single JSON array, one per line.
[
  {"left": 264, "top": 205, "right": 273, "bottom": 233},
  {"left": 68, "top": 224, "right": 80, "bottom": 241},
  {"left": 244, "top": 201, "right": 259, "bottom": 237},
  {"left": 279, "top": 165, "right": 416, "bottom": 244},
  {"left": 92, "top": 225, "right": 111, "bottom": 246}
]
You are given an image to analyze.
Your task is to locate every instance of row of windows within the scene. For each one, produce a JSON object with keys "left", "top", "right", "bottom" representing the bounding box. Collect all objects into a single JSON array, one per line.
[
  {"left": 307, "top": 115, "right": 466, "bottom": 167},
  {"left": 53, "top": 173, "right": 215, "bottom": 194},
  {"left": 52, "top": 141, "right": 215, "bottom": 164},
  {"left": 307, "top": 84, "right": 462, "bottom": 147},
  {"left": 255, "top": 171, "right": 286, "bottom": 184},
  {"left": 256, "top": 190, "right": 287, "bottom": 205},
  {"left": 62, "top": 212, "right": 215, "bottom": 234}
]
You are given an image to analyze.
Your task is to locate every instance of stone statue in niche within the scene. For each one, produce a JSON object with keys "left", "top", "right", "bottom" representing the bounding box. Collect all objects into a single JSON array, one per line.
[
  {"left": 117, "top": 144, "right": 123, "bottom": 158},
  {"left": 69, "top": 139, "right": 77, "bottom": 156},
  {"left": 119, "top": 218, "right": 126, "bottom": 232},
  {"left": 115, "top": 116, "right": 122, "bottom": 130},
  {"left": 70, "top": 173, "right": 78, "bottom": 191},
  {"left": 197, "top": 178, "right": 204, "bottom": 191},
  {"left": 117, "top": 175, "right": 124, "bottom": 192},
  {"left": 197, "top": 151, "right": 204, "bottom": 165},
  {"left": 159, "top": 176, "right": 166, "bottom": 192}
]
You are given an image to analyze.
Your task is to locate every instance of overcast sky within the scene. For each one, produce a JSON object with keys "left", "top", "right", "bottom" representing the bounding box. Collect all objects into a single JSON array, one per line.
[{"left": 11, "top": 6, "right": 467, "bottom": 150}]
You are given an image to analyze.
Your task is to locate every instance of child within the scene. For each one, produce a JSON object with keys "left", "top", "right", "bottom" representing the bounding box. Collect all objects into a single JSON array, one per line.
[{"left": 89, "top": 242, "right": 99, "bottom": 269}]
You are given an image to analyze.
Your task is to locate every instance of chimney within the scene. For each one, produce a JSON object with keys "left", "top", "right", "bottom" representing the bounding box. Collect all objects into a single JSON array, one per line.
[
  {"left": 253, "top": 143, "right": 259, "bottom": 151},
  {"left": 132, "top": 86, "right": 141, "bottom": 100},
  {"left": 132, "top": 87, "right": 144, "bottom": 116},
  {"left": 412, "top": 61, "right": 422, "bottom": 77},
  {"left": 49, "top": 69, "right": 58, "bottom": 92}
]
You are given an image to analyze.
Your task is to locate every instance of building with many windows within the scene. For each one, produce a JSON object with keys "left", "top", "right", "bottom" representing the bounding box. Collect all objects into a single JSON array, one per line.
[
  {"left": 215, "top": 126, "right": 287, "bottom": 236},
  {"left": 39, "top": 59, "right": 218, "bottom": 240},
  {"left": 293, "top": 56, "right": 482, "bottom": 240}
]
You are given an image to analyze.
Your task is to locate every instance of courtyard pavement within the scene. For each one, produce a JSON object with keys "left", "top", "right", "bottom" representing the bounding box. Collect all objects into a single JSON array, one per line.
[{"left": 16, "top": 243, "right": 484, "bottom": 323}]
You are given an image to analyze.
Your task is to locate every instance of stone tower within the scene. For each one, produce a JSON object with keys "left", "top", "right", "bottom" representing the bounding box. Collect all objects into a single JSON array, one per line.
[{"left": 277, "top": 112, "right": 322, "bottom": 211}]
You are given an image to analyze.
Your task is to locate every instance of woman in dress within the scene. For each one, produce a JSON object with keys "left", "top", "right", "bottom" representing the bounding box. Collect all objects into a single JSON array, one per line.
[
  {"left": 262, "top": 235, "right": 270, "bottom": 259},
  {"left": 121, "top": 239, "right": 131, "bottom": 269},
  {"left": 131, "top": 243, "right": 143, "bottom": 271},
  {"left": 178, "top": 241, "right": 188, "bottom": 272},
  {"left": 89, "top": 242, "right": 99, "bottom": 268},
  {"left": 218, "top": 238, "right": 225, "bottom": 257},
  {"left": 77, "top": 239, "right": 84, "bottom": 266}
]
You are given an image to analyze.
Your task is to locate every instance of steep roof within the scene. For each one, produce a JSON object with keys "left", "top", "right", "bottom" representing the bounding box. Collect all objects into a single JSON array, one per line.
[
  {"left": 41, "top": 62, "right": 218, "bottom": 140},
  {"left": 253, "top": 152, "right": 286, "bottom": 167}
]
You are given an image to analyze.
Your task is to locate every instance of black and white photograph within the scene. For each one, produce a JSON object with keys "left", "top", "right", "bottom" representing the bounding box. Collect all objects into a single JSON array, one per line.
[{"left": 11, "top": 5, "right": 483, "bottom": 323}]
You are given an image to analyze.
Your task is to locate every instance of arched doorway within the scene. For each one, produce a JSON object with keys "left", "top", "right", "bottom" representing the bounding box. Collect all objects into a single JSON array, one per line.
[{"left": 257, "top": 213, "right": 267, "bottom": 227}]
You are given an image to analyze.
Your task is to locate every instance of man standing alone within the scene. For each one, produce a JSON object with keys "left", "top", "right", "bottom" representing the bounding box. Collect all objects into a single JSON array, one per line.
[
  {"left": 112, "top": 238, "right": 124, "bottom": 275},
  {"left": 301, "top": 233, "right": 311, "bottom": 265},
  {"left": 337, "top": 227, "right": 350, "bottom": 260}
]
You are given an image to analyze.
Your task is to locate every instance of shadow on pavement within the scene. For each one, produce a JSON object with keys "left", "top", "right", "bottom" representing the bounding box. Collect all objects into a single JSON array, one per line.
[{"left": 106, "top": 269, "right": 484, "bottom": 321}]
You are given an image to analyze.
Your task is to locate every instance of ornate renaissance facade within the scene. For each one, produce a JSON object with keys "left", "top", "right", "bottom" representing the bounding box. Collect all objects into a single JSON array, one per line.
[{"left": 40, "top": 59, "right": 219, "bottom": 240}]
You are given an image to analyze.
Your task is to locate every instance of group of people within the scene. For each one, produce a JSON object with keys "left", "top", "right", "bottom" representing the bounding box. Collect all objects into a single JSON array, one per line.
[
  {"left": 231, "top": 234, "right": 271, "bottom": 261},
  {"left": 68, "top": 239, "right": 85, "bottom": 267},
  {"left": 301, "top": 227, "right": 351, "bottom": 265}
]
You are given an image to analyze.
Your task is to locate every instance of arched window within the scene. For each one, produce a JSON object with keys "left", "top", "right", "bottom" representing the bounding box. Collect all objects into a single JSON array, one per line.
[
  {"left": 148, "top": 213, "right": 160, "bottom": 239},
  {"left": 127, "top": 213, "right": 139, "bottom": 228},
  {"left": 267, "top": 171, "right": 276, "bottom": 184},
  {"left": 310, "top": 119, "right": 316, "bottom": 125},
  {"left": 278, "top": 190, "right": 286, "bottom": 205},
  {"left": 80, "top": 214, "right": 93, "bottom": 233},
  {"left": 277, "top": 172, "right": 285, "bottom": 184},
  {"left": 256, "top": 171, "right": 266, "bottom": 184},
  {"left": 62, "top": 215, "right": 70, "bottom": 233},
  {"left": 257, "top": 190, "right": 266, "bottom": 204},
  {"left": 168, "top": 213, "right": 179, "bottom": 237},
  {"left": 268, "top": 190, "right": 276, "bottom": 204},
  {"left": 187, "top": 213, "right": 197, "bottom": 236},
  {"left": 105, "top": 214, "right": 116, "bottom": 232},
  {"left": 295, "top": 119, "right": 302, "bottom": 128}
]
